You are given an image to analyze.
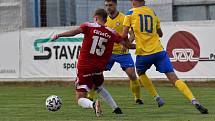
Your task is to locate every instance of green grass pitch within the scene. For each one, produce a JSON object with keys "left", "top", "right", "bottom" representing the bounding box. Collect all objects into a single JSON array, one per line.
[{"left": 0, "top": 83, "right": 214, "bottom": 121}]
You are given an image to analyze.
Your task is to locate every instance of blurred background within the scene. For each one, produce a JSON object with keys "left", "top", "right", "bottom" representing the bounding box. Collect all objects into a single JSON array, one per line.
[{"left": 1, "top": 0, "right": 215, "bottom": 31}]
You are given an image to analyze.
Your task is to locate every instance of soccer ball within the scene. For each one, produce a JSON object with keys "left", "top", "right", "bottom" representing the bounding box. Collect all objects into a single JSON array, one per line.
[{"left": 45, "top": 95, "right": 62, "bottom": 111}]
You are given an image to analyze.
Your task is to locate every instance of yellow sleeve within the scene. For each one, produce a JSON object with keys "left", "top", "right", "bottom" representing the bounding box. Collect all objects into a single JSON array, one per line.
[{"left": 123, "top": 10, "right": 133, "bottom": 27}]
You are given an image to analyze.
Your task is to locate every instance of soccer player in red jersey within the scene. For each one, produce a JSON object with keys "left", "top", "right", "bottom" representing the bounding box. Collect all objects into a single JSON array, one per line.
[{"left": 52, "top": 9, "right": 126, "bottom": 117}]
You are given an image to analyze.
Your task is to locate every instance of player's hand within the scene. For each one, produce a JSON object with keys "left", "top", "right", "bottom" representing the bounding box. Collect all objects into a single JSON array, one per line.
[{"left": 51, "top": 34, "right": 59, "bottom": 41}]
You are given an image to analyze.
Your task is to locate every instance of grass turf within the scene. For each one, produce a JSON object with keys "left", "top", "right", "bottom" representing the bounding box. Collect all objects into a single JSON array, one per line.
[{"left": 0, "top": 84, "right": 214, "bottom": 121}]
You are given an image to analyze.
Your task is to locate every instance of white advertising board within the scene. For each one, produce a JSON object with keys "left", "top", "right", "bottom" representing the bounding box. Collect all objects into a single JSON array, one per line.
[
  {"left": 0, "top": 31, "right": 19, "bottom": 78},
  {"left": 20, "top": 23, "right": 215, "bottom": 79},
  {"left": 21, "top": 28, "right": 82, "bottom": 78}
]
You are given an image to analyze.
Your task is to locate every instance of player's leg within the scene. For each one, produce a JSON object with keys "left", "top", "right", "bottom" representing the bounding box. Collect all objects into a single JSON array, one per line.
[
  {"left": 76, "top": 91, "right": 93, "bottom": 108},
  {"left": 165, "top": 72, "right": 195, "bottom": 101},
  {"left": 139, "top": 73, "right": 164, "bottom": 107},
  {"left": 94, "top": 73, "right": 122, "bottom": 114},
  {"left": 165, "top": 72, "right": 208, "bottom": 114},
  {"left": 96, "top": 86, "right": 123, "bottom": 114},
  {"left": 156, "top": 51, "right": 198, "bottom": 103},
  {"left": 76, "top": 91, "right": 102, "bottom": 117},
  {"left": 156, "top": 51, "right": 208, "bottom": 114},
  {"left": 87, "top": 55, "right": 115, "bottom": 101},
  {"left": 136, "top": 55, "right": 164, "bottom": 107},
  {"left": 75, "top": 72, "right": 102, "bottom": 117},
  {"left": 124, "top": 67, "right": 143, "bottom": 104},
  {"left": 118, "top": 54, "right": 143, "bottom": 104}
]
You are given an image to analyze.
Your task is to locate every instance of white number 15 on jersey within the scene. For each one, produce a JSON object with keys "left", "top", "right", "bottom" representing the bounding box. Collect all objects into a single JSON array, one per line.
[{"left": 90, "top": 36, "right": 108, "bottom": 56}]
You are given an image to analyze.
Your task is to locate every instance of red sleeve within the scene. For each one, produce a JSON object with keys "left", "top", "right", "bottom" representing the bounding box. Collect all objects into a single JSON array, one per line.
[{"left": 80, "top": 22, "right": 89, "bottom": 34}]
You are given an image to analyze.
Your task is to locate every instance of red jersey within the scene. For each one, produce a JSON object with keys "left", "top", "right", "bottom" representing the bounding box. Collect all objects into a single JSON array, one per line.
[{"left": 77, "top": 22, "right": 122, "bottom": 73}]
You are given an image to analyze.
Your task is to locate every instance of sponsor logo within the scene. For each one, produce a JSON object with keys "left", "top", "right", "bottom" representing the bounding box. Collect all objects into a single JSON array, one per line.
[
  {"left": 167, "top": 31, "right": 215, "bottom": 72},
  {"left": 33, "top": 38, "right": 82, "bottom": 70}
]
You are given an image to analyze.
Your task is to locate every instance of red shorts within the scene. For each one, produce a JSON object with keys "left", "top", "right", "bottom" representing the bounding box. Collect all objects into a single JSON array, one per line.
[{"left": 75, "top": 70, "right": 104, "bottom": 92}]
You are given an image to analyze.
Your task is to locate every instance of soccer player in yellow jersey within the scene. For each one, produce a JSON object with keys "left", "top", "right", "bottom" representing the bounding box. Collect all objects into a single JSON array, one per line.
[
  {"left": 122, "top": 0, "right": 208, "bottom": 114},
  {"left": 88, "top": 0, "right": 144, "bottom": 106}
]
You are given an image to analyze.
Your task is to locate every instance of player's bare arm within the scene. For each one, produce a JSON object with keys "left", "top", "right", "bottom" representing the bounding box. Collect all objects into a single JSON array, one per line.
[
  {"left": 157, "top": 28, "right": 163, "bottom": 37},
  {"left": 58, "top": 27, "right": 83, "bottom": 37},
  {"left": 122, "top": 26, "right": 135, "bottom": 49},
  {"left": 128, "top": 29, "right": 136, "bottom": 49},
  {"left": 120, "top": 36, "right": 130, "bottom": 53},
  {"left": 52, "top": 27, "right": 83, "bottom": 40},
  {"left": 122, "top": 26, "right": 130, "bottom": 38},
  {"left": 128, "top": 30, "right": 135, "bottom": 43}
]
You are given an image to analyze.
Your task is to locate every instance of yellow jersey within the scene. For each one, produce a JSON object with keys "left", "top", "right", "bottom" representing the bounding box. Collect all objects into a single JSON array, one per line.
[
  {"left": 123, "top": 6, "right": 163, "bottom": 55},
  {"left": 106, "top": 12, "right": 128, "bottom": 54}
]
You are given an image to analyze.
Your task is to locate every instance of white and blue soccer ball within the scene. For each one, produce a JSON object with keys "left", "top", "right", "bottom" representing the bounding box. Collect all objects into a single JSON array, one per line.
[{"left": 45, "top": 95, "right": 62, "bottom": 111}]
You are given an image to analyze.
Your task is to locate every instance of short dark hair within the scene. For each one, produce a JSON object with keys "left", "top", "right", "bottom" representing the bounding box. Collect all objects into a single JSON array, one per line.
[
  {"left": 94, "top": 8, "right": 108, "bottom": 21},
  {"left": 104, "top": 0, "right": 117, "bottom": 4}
]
